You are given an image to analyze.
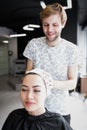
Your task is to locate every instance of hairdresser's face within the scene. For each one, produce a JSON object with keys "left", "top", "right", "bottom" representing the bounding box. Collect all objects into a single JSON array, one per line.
[
  {"left": 42, "top": 14, "right": 65, "bottom": 43},
  {"left": 20, "top": 74, "right": 46, "bottom": 116}
]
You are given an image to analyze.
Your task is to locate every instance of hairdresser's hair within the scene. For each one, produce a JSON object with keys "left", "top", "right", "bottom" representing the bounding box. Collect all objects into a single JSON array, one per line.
[{"left": 40, "top": 3, "right": 67, "bottom": 25}]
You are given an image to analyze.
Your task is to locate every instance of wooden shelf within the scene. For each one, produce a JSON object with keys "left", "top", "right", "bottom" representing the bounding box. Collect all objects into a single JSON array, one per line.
[{"left": 80, "top": 76, "right": 87, "bottom": 93}]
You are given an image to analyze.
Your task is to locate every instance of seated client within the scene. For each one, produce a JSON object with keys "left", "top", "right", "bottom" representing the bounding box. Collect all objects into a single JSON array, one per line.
[{"left": 2, "top": 68, "right": 73, "bottom": 130}]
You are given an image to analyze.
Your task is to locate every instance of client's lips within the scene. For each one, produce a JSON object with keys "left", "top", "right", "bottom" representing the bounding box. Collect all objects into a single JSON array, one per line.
[{"left": 25, "top": 101, "right": 35, "bottom": 106}]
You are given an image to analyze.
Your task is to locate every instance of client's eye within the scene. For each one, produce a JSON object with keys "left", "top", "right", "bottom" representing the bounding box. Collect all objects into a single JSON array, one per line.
[
  {"left": 34, "top": 89, "right": 41, "bottom": 92},
  {"left": 21, "top": 88, "right": 28, "bottom": 92}
]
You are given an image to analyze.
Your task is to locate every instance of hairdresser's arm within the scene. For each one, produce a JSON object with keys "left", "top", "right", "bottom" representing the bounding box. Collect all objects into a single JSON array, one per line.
[
  {"left": 54, "top": 66, "right": 78, "bottom": 91},
  {"left": 25, "top": 59, "right": 34, "bottom": 73}
]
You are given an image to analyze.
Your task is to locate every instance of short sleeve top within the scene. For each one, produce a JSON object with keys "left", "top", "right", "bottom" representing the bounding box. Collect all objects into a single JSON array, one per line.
[{"left": 23, "top": 36, "right": 82, "bottom": 115}]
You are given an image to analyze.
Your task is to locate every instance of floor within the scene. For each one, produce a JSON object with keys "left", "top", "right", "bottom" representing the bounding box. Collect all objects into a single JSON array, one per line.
[{"left": 0, "top": 75, "right": 87, "bottom": 130}]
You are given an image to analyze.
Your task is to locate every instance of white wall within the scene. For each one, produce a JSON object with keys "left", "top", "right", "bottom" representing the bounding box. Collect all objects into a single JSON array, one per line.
[
  {"left": 8, "top": 38, "right": 17, "bottom": 75},
  {"left": 77, "top": 25, "right": 87, "bottom": 75},
  {"left": 0, "top": 27, "right": 18, "bottom": 75},
  {"left": 0, "top": 27, "right": 13, "bottom": 35}
]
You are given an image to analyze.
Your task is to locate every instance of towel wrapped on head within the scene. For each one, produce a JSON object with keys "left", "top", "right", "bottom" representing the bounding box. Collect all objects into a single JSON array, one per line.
[{"left": 25, "top": 68, "right": 53, "bottom": 96}]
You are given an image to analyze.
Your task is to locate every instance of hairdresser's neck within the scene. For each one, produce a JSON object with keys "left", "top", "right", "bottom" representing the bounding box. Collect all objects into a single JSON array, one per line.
[{"left": 47, "top": 37, "right": 62, "bottom": 47}]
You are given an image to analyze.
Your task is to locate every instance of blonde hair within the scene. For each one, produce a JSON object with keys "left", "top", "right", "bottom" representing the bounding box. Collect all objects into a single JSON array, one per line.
[{"left": 40, "top": 3, "right": 67, "bottom": 25}]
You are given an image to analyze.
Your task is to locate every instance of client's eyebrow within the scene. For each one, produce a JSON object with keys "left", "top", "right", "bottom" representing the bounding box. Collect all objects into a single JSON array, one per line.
[
  {"left": 22, "top": 85, "right": 28, "bottom": 88},
  {"left": 22, "top": 85, "right": 41, "bottom": 88}
]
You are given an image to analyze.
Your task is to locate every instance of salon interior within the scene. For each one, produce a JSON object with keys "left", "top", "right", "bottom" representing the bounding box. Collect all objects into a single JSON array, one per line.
[{"left": 0, "top": 0, "right": 87, "bottom": 129}]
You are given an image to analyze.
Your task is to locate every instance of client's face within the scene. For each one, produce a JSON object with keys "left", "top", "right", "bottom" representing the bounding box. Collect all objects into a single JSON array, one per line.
[{"left": 20, "top": 74, "right": 47, "bottom": 116}]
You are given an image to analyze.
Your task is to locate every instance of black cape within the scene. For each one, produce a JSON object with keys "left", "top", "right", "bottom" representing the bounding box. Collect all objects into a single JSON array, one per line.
[{"left": 2, "top": 108, "right": 73, "bottom": 130}]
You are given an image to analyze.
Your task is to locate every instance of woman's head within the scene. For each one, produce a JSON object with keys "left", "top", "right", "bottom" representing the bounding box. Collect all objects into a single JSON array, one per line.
[{"left": 20, "top": 68, "right": 53, "bottom": 116}]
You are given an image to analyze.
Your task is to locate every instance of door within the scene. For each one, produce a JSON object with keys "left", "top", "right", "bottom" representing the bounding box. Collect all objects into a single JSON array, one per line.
[{"left": 0, "top": 43, "right": 9, "bottom": 75}]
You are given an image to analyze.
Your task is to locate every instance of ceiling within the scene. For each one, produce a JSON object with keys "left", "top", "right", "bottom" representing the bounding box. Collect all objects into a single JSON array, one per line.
[{"left": 0, "top": 0, "right": 87, "bottom": 35}]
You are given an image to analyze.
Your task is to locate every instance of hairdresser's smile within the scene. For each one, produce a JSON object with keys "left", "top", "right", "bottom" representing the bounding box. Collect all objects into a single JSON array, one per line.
[{"left": 42, "top": 14, "right": 64, "bottom": 43}]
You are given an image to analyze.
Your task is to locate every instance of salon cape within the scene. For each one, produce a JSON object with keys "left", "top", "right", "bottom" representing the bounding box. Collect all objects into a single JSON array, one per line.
[{"left": 2, "top": 108, "right": 73, "bottom": 130}]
